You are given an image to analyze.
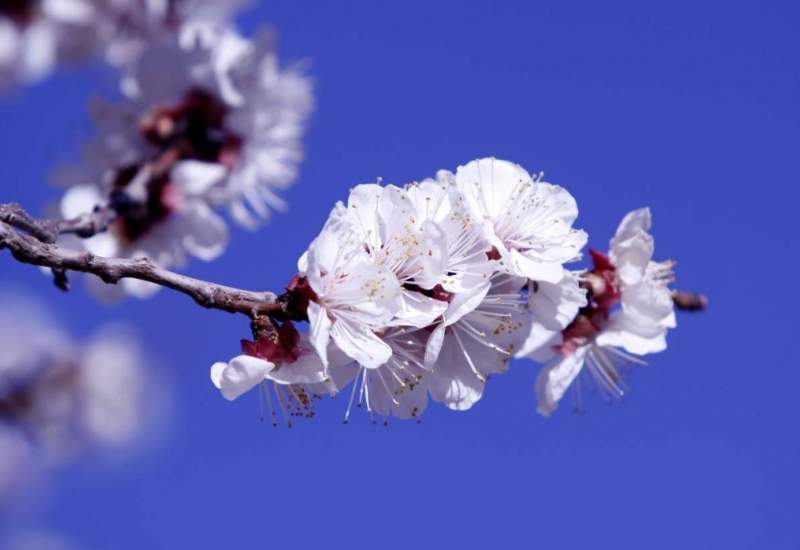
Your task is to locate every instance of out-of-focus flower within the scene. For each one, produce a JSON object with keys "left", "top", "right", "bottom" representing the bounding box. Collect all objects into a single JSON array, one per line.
[
  {"left": 56, "top": 25, "right": 312, "bottom": 299},
  {"left": 523, "top": 208, "right": 676, "bottom": 416},
  {"left": 0, "top": 293, "right": 163, "bottom": 500},
  {"left": 0, "top": 0, "right": 248, "bottom": 88}
]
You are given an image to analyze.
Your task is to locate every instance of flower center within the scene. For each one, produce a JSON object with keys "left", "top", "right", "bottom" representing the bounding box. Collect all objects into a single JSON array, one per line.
[
  {"left": 140, "top": 88, "right": 242, "bottom": 168},
  {"left": 110, "top": 170, "right": 177, "bottom": 244},
  {"left": 560, "top": 249, "right": 621, "bottom": 350},
  {"left": 241, "top": 321, "right": 302, "bottom": 365}
]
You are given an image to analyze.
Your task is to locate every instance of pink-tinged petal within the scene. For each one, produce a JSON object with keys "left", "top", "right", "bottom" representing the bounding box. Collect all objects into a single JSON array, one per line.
[
  {"left": 307, "top": 300, "right": 332, "bottom": 367},
  {"left": 535, "top": 346, "right": 588, "bottom": 416}
]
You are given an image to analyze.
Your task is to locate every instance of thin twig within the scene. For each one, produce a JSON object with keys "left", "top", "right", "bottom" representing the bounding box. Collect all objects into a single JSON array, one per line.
[
  {"left": 0, "top": 202, "right": 117, "bottom": 243},
  {"left": 0, "top": 220, "right": 284, "bottom": 318}
]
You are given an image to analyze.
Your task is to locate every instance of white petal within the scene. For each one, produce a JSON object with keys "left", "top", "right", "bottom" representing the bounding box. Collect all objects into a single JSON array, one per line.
[
  {"left": 535, "top": 346, "right": 588, "bottom": 416},
  {"left": 516, "top": 323, "right": 562, "bottom": 361},
  {"left": 267, "top": 352, "right": 327, "bottom": 385},
  {"left": 330, "top": 317, "right": 392, "bottom": 369},
  {"left": 172, "top": 160, "right": 228, "bottom": 196},
  {"left": 179, "top": 202, "right": 230, "bottom": 261},
  {"left": 390, "top": 290, "right": 448, "bottom": 328},
  {"left": 595, "top": 310, "right": 668, "bottom": 355},
  {"left": 424, "top": 323, "right": 446, "bottom": 367},
  {"left": 210, "top": 355, "right": 274, "bottom": 401},
  {"left": 307, "top": 300, "right": 332, "bottom": 367},
  {"left": 528, "top": 272, "right": 587, "bottom": 331},
  {"left": 61, "top": 184, "right": 105, "bottom": 219},
  {"left": 444, "top": 280, "right": 491, "bottom": 326}
]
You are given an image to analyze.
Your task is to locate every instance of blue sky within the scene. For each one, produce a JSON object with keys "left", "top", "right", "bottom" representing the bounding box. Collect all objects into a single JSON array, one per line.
[{"left": 1, "top": 0, "right": 798, "bottom": 548}]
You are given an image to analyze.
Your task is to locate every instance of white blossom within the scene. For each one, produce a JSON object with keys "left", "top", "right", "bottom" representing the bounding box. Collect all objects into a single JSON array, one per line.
[
  {"left": 526, "top": 208, "right": 676, "bottom": 416},
  {"left": 303, "top": 204, "right": 402, "bottom": 369},
  {"left": 405, "top": 173, "right": 494, "bottom": 294},
  {"left": 452, "top": 158, "right": 587, "bottom": 283},
  {"left": 342, "top": 183, "right": 449, "bottom": 328}
]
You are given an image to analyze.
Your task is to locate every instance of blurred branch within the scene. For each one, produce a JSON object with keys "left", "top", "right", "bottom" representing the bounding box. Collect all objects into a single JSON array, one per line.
[
  {"left": 0, "top": 202, "right": 117, "bottom": 243},
  {"left": 0, "top": 217, "right": 285, "bottom": 319},
  {"left": 672, "top": 290, "right": 708, "bottom": 312}
]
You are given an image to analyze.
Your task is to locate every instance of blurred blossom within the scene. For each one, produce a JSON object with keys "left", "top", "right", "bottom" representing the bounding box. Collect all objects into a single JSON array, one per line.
[
  {"left": 0, "top": 0, "right": 249, "bottom": 88},
  {"left": 57, "top": 25, "right": 313, "bottom": 299},
  {"left": 0, "top": 426, "right": 38, "bottom": 509},
  {"left": 0, "top": 293, "right": 168, "bottom": 503}
]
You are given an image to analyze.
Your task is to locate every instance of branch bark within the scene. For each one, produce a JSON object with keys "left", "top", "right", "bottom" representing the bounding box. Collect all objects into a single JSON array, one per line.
[
  {"left": 0, "top": 219, "right": 283, "bottom": 318},
  {"left": 0, "top": 202, "right": 117, "bottom": 243}
]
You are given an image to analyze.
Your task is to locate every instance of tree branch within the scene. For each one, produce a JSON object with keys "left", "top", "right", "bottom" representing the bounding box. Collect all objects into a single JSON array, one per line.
[
  {"left": 0, "top": 202, "right": 117, "bottom": 243},
  {"left": 0, "top": 219, "right": 284, "bottom": 318}
]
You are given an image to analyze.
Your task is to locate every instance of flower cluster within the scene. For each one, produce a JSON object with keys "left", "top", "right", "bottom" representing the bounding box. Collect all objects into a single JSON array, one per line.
[
  {"left": 210, "top": 157, "right": 678, "bottom": 422},
  {"left": 54, "top": 15, "right": 312, "bottom": 299}
]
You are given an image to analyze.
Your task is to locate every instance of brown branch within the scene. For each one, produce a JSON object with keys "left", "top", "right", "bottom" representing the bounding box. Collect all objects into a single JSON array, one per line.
[
  {"left": 672, "top": 290, "right": 708, "bottom": 312},
  {"left": 0, "top": 219, "right": 286, "bottom": 319},
  {"left": 0, "top": 202, "right": 117, "bottom": 244}
]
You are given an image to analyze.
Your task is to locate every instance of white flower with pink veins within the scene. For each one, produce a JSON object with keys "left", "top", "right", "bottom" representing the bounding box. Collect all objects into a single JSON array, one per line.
[
  {"left": 452, "top": 158, "right": 587, "bottom": 284},
  {"left": 524, "top": 208, "right": 677, "bottom": 416},
  {"left": 302, "top": 204, "right": 403, "bottom": 370}
]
